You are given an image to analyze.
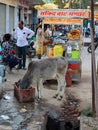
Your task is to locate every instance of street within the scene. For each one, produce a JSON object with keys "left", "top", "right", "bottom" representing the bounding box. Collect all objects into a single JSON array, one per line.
[
  {"left": 0, "top": 0, "right": 98, "bottom": 129},
  {"left": 0, "top": 45, "right": 98, "bottom": 129}
]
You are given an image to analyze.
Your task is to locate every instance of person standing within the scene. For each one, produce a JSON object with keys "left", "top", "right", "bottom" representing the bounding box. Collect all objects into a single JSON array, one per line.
[
  {"left": 14, "top": 21, "right": 35, "bottom": 70},
  {"left": 36, "top": 24, "right": 51, "bottom": 59}
]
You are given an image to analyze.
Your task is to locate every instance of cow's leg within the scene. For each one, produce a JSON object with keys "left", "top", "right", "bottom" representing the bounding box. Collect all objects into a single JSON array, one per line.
[
  {"left": 37, "top": 78, "right": 43, "bottom": 99},
  {"left": 53, "top": 76, "right": 61, "bottom": 98},
  {"left": 57, "top": 75, "right": 66, "bottom": 100}
]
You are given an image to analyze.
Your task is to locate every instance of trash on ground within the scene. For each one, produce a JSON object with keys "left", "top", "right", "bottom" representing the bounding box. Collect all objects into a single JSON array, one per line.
[
  {"left": 0, "top": 115, "right": 10, "bottom": 120},
  {"left": 3, "top": 94, "right": 11, "bottom": 100}
]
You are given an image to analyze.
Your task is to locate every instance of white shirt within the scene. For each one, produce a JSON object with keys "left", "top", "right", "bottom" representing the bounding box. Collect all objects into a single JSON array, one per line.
[
  {"left": 14, "top": 27, "right": 35, "bottom": 47},
  {"left": 87, "top": 22, "right": 90, "bottom": 29},
  {"left": 46, "top": 28, "right": 52, "bottom": 37},
  {"left": 95, "top": 25, "right": 98, "bottom": 33}
]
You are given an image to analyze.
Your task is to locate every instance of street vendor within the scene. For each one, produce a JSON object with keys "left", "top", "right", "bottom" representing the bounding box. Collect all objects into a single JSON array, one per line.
[{"left": 36, "top": 23, "right": 51, "bottom": 59}]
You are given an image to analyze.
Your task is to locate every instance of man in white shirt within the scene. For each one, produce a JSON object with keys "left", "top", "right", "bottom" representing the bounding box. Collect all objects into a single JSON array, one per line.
[{"left": 14, "top": 21, "right": 35, "bottom": 70}]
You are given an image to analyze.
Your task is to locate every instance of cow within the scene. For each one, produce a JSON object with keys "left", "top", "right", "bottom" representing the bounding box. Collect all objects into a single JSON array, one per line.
[{"left": 20, "top": 57, "right": 68, "bottom": 100}]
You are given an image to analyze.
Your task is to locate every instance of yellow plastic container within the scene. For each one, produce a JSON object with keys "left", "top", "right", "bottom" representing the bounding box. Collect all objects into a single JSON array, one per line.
[{"left": 53, "top": 45, "right": 64, "bottom": 57}]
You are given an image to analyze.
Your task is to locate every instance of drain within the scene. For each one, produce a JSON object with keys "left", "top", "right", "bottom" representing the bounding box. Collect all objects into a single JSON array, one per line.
[{"left": 46, "top": 115, "right": 80, "bottom": 130}]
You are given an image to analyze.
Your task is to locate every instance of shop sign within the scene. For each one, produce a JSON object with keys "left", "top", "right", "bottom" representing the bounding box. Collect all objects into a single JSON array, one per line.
[
  {"left": 38, "top": 9, "right": 90, "bottom": 19},
  {"left": 43, "top": 18, "right": 83, "bottom": 25}
]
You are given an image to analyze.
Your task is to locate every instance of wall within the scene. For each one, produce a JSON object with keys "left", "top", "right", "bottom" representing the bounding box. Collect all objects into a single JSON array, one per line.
[
  {"left": 0, "top": 0, "right": 18, "bottom": 37},
  {"left": 0, "top": 0, "right": 17, "bottom": 7}
]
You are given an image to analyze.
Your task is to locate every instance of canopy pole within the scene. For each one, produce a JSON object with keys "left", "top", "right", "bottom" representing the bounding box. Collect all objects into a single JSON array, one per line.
[{"left": 91, "top": 0, "right": 97, "bottom": 117}]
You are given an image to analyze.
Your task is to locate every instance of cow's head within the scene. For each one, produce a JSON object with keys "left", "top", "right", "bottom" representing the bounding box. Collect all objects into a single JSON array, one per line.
[{"left": 20, "top": 62, "right": 34, "bottom": 89}]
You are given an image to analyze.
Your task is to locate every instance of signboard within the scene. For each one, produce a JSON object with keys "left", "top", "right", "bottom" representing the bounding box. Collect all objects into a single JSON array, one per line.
[
  {"left": 43, "top": 18, "right": 83, "bottom": 25},
  {"left": 38, "top": 9, "right": 90, "bottom": 19}
]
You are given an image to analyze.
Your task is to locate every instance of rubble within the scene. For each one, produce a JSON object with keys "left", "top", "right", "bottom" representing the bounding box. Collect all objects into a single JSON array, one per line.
[
  {"left": 60, "top": 92, "right": 80, "bottom": 121},
  {"left": 56, "top": 92, "right": 81, "bottom": 129}
]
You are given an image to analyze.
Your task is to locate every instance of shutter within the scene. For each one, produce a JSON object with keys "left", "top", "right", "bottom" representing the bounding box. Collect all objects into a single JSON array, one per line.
[
  {"left": 0, "top": 3, "right": 6, "bottom": 35},
  {"left": 9, "top": 6, "right": 14, "bottom": 33}
]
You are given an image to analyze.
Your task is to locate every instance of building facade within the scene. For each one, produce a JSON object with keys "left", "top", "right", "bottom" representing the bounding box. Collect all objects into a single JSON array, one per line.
[
  {"left": 0, "top": 0, "right": 46, "bottom": 38},
  {"left": 0, "top": 0, "right": 33, "bottom": 38},
  {"left": 0, "top": 0, "right": 18, "bottom": 38},
  {"left": 18, "top": 0, "right": 33, "bottom": 28}
]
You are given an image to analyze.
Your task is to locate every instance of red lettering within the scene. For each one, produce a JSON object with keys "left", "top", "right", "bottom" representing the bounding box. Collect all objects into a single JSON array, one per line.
[
  {"left": 52, "top": 12, "right": 56, "bottom": 16},
  {"left": 57, "top": 12, "right": 67, "bottom": 16},
  {"left": 74, "top": 12, "right": 78, "bottom": 16},
  {"left": 81, "top": 12, "right": 85, "bottom": 16},
  {"left": 63, "top": 12, "right": 67, "bottom": 16},
  {"left": 68, "top": 11, "right": 85, "bottom": 17},
  {"left": 57, "top": 12, "right": 61, "bottom": 16},
  {"left": 39, "top": 10, "right": 87, "bottom": 18},
  {"left": 40, "top": 11, "right": 56, "bottom": 16},
  {"left": 69, "top": 12, "right": 74, "bottom": 16},
  {"left": 46, "top": 11, "right": 54, "bottom": 16}
]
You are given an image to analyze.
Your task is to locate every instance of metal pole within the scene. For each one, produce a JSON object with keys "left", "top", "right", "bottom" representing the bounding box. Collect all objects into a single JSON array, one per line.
[{"left": 91, "top": 0, "right": 97, "bottom": 117}]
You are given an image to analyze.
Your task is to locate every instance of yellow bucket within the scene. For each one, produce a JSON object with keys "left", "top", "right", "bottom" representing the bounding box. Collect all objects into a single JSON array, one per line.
[{"left": 53, "top": 45, "right": 64, "bottom": 57}]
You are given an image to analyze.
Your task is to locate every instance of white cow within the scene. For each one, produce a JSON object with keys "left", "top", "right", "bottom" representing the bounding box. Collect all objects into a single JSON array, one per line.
[{"left": 20, "top": 57, "right": 68, "bottom": 100}]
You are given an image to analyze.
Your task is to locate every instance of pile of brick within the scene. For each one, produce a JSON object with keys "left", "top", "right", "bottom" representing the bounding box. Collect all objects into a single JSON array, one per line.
[{"left": 60, "top": 93, "right": 80, "bottom": 121}]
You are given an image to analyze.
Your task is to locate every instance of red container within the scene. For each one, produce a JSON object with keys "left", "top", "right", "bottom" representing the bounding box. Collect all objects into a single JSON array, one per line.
[
  {"left": 14, "top": 82, "right": 35, "bottom": 103},
  {"left": 65, "top": 69, "right": 73, "bottom": 87},
  {"left": 68, "top": 64, "right": 79, "bottom": 69}
]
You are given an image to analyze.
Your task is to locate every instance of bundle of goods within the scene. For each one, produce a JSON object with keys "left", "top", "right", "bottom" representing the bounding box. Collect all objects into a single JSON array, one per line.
[
  {"left": 42, "top": 3, "right": 58, "bottom": 9},
  {"left": 67, "top": 29, "right": 80, "bottom": 40},
  {"left": 34, "top": 3, "right": 58, "bottom": 10}
]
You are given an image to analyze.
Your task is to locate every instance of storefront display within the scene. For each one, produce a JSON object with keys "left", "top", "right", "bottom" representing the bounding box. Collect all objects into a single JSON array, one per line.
[{"left": 38, "top": 9, "right": 90, "bottom": 82}]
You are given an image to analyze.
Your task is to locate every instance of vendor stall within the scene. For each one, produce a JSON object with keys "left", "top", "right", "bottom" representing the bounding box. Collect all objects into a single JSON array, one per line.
[{"left": 37, "top": 9, "right": 90, "bottom": 82}]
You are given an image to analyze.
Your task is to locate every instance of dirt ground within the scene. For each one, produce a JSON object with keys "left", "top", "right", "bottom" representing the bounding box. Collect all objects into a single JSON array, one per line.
[{"left": 1, "top": 46, "right": 98, "bottom": 129}]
